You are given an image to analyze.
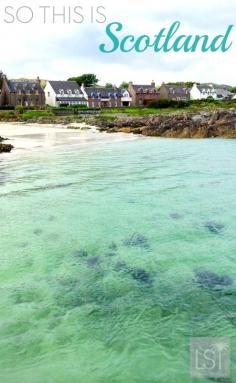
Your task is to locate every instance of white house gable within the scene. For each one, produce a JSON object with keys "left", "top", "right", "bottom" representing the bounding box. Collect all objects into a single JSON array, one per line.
[
  {"left": 45, "top": 81, "right": 87, "bottom": 107},
  {"left": 191, "top": 83, "right": 218, "bottom": 100}
]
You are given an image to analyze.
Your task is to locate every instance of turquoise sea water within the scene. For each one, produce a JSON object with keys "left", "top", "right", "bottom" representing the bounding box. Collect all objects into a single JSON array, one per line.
[{"left": 0, "top": 132, "right": 236, "bottom": 382}]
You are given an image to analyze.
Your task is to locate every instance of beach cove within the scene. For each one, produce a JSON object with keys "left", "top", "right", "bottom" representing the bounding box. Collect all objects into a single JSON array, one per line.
[{"left": 0, "top": 123, "right": 236, "bottom": 382}]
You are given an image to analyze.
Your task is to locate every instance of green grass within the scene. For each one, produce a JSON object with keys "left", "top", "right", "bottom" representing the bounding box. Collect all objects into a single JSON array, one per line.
[
  {"left": 101, "top": 106, "right": 196, "bottom": 116},
  {"left": 1, "top": 100, "right": 236, "bottom": 123},
  {"left": 21, "top": 110, "right": 54, "bottom": 120},
  {"left": 101, "top": 100, "right": 236, "bottom": 117}
]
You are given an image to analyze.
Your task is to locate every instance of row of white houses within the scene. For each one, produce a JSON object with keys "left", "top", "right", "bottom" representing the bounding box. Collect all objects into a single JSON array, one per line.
[
  {"left": 44, "top": 81, "right": 132, "bottom": 108},
  {"left": 1, "top": 72, "right": 234, "bottom": 108},
  {"left": 44, "top": 80, "right": 235, "bottom": 108}
]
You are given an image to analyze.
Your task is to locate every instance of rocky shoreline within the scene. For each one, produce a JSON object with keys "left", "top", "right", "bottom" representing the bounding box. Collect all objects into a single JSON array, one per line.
[
  {"left": 91, "top": 109, "right": 236, "bottom": 138},
  {"left": 1, "top": 108, "right": 236, "bottom": 139}
]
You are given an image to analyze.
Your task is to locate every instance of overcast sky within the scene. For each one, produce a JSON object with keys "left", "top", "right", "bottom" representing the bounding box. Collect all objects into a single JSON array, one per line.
[{"left": 0, "top": 0, "right": 235, "bottom": 85}]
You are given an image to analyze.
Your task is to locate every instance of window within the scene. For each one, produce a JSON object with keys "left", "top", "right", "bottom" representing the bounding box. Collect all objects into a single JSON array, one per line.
[
  {"left": 48, "top": 92, "right": 50, "bottom": 97},
  {"left": 59, "top": 89, "right": 64, "bottom": 96},
  {"left": 67, "top": 89, "right": 72, "bottom": 95}
]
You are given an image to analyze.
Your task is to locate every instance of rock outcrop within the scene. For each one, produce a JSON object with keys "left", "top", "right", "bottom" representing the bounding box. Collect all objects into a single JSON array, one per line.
[
  {"left": 0, "top": 136, "right": 14, "bottom": 153},
  {"left": 0, "top": 143, "right": 14, "bottom": 153},
  {"left": 92, "top": 109, "right": 236, "bottom": 138}
]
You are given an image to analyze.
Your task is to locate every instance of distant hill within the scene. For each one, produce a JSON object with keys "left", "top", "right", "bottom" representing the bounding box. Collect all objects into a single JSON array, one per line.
[
  {"left": 165, "top": 82, "right": 233, "bottom": 91},
  {"left": 165, "top": 82, "right": 196, "bottom": 88},
  {"left": 209, "top": 83, "right": 232, "bottom": 91}
]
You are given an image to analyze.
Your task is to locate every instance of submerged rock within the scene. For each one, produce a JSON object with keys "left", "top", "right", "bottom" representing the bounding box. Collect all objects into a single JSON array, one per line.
[
  {"left": 123, "top": 233, "right": 150, "bottom": 249},
  {"left": 114, "top": 261, "right": 129, "bottom": 272},
  {"left": 170, "top": 213, "right": 184, "bottom": 220},
  {"left": 108, "top": 242, "right": 118, "bottom": 251},
  {"left": 33, "top": 228, "right": 43, "bottom": 236},
  {"left": 114, "top": 262, "right": 152, "bottom": 285},
  {"left": 204, "top": 221, "right": 224, "bottom": 234},
  {"left": 195, "top": 270, "right": 233, "bottom": 290},
  {"left": 87, "top": 256, "right": 101, "bottom": 267},
  {"left": 106, "top": 242, "right": 118, "bottom": 257},
  {"left": 129, "top": 268, "right": 152, "bottom": 285},
  {"left": 106, "top": 251, "right": 117, "bottom": 257}
]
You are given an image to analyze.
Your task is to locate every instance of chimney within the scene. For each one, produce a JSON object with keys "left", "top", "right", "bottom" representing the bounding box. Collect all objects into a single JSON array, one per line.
[
  {"left": 151, "top": 80, "right": 155, "bottom": 87},
  {"left": 1, "top": 72, "right": 7, "bottom": 80},
  {"left": 36, "top": 76, "right": 41, "bottom": 84}
]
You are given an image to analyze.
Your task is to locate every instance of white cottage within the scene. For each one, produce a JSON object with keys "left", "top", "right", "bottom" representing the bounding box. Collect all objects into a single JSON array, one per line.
[
  {"left": 45, "top": 80, "right": 87, "bottom": 107},
  {"left": 191, "top": 83, "right": 233, "bottom": 100},
  {"left": 190, "top": 84, "right": 217, "bottom": 100}
]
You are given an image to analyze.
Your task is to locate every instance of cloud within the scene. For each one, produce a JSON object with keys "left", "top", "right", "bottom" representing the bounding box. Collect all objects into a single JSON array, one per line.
[{"left": 0, "top": 0, "right": 235, "bottom": 85}]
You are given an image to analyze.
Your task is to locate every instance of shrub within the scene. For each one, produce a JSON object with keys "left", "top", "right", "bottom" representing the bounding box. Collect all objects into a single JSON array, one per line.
[
  {"left": 147, "top": 99, "right": 190, "bottom": 109},
  {"left": 0, "top": 111, "right": 15, "bottom": 119},
  {"left": 15, "top": 105, "right": 25, "bottom": 114},
  {"left": 70, "top": 104, "right": 88, "bottom": 109},
  {"left": 0, "top": 105, "right": 15, "bottom": 110}
]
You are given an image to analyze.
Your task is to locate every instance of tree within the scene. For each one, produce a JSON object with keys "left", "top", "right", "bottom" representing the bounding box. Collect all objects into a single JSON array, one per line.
[
  {"left": 166, "top": 81, "right": 197, "bottom": 88},
  {"left": 206, "top": 96, "right": 214, "bottom": 101},
  {"left": 231, "top": 86, "right": 236, "bottom": 94},
  {"left": 105, "top": 83, "right": 113, "bottom": 88},
  {"left": 120, "top": 81, "right": 129, "bottom": 89},
  {"left": 67, "top": 74, "right": 99, "bottom": 87}
]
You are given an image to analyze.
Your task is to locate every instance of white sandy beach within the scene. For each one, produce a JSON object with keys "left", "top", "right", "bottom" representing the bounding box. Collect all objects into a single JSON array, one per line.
[{"left": 0, "top": 122, "right": 140, "bottom": 156}]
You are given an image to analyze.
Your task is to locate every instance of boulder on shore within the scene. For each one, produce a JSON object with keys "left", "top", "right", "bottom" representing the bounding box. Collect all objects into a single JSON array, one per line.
[{"left": 0, "top": 143, "right": 14, "bottom": 153}]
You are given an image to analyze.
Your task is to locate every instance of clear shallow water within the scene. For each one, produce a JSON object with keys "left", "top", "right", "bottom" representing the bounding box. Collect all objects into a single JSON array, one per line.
[{"left": 0, "top": 132, "right": 236, "bottom": 383}]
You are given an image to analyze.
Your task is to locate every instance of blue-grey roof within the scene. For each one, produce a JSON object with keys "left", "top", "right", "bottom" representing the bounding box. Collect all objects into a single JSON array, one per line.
[
  {"left": 7, "top": 80, "right": 44, "bottom": 93},
  {"left": 197, "top": 84, "right": 215, "bottom": 92},
  {"left": 56, "top": 97, "right": 87, "bottom": 102},
  {"left": 215, "top": 88, "right": 233, "bottom": 98},
  {"left": 49, "top": 81, "right": 83, "bottom": 95},
  {"left": 84, "top": 87, "right": 127, "bottom": 99},
  {"left": 164, "top": 84, "right": 190, "bottom": 97}
]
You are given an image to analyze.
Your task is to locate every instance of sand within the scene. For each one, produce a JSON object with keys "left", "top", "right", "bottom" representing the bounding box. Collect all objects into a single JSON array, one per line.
[{"left": 0, "top": 122, "right": 140, "bottom": 156}]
